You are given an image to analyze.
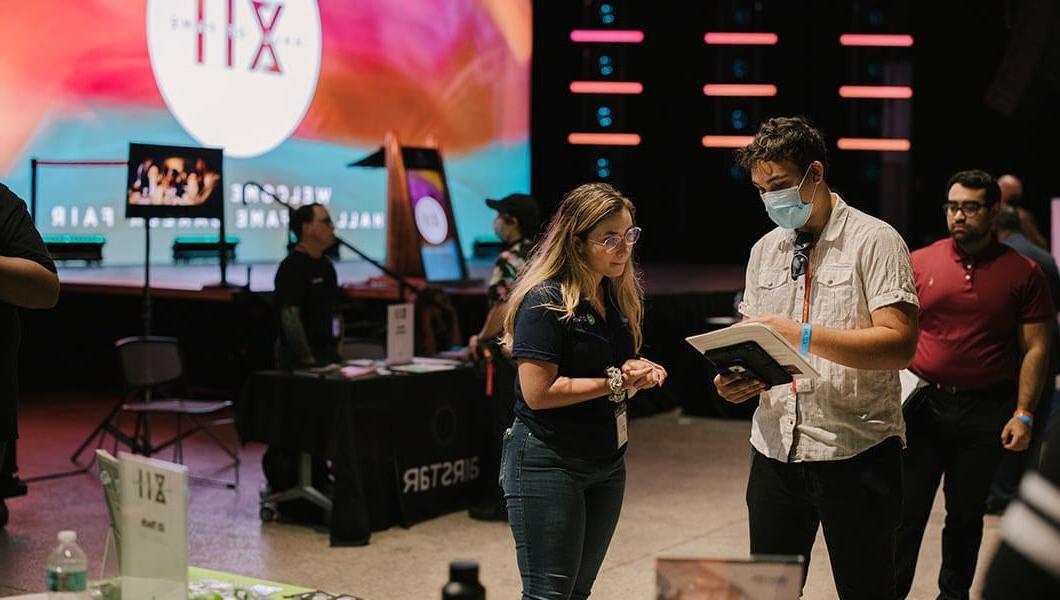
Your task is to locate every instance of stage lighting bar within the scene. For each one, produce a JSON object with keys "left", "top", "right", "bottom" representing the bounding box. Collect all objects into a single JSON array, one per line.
[
  {"left": 570, "top": 29, "right": 645, "bottom": 43},
  {"left": 836, "top": 138, "right": 911, "bottom": 151},
  {"left": 839, "top": 34, "right": 914, "bottom": 47},
  {"left": 704, "top": 32, "right": 778, "bottom": 45},
  {"left": 570, "top": 81, "right": 644, "bottom": 94},
  {"left": 701, "top": 135, "right": 754, "bottom": 148},
  {"left": 703, "top": 84, "right": 777, "bottom": 97},
  {"left": 568, "top": 133, "right": 642, "bottom": 146},
  {"left": 839, "top": 86, "right": 913, "bottom": 99}
]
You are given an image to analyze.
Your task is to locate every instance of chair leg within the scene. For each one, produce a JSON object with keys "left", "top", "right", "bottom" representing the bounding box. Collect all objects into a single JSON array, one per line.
[
  {"left": 174, "top": 414, "right": 183, "bottom": 464},
  {"left": 31, "top": 401, "right": 129, "bottom": 483},
  {"left": 188, "top": 415, "right": 240, "bottom": 489},
  {"left": 69, "top": 401, "right": 124, "bottom": 466},
  {"left": 141, "top": 415, "right": 152, "bottom": 456}
]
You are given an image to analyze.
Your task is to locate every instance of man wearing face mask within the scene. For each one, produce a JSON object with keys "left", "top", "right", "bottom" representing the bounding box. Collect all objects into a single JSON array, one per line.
[
  {"left": 467, "top": 192, "right": 540, "bottom": 521},
  {"left": 468, "top": 193, "right": 540, "bottom": 359},
  {"left": 895, "top": 170, "right": 1053, "bottom": 600},
  {"left": 714, "top": 116, "right": 920, "bottom": 600}
]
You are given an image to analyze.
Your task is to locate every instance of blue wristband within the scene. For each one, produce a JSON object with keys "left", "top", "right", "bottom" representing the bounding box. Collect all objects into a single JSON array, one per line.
[
  {"left": 800, "top": 323, "right": 812, "bottom": 356},
  {"left": 1015, "top": 414, "right": 1033, "bottom": 427}
]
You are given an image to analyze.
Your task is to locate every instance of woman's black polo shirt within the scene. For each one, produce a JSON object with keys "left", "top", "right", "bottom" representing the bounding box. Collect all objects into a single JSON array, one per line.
[{"left": 511, "top": 279, "right": 636, "bottom": 458}]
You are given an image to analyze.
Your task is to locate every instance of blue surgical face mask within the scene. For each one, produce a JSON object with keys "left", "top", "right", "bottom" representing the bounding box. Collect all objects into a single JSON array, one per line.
[{"left": 760, "top": 166, "right": 818, "bottom": 229}]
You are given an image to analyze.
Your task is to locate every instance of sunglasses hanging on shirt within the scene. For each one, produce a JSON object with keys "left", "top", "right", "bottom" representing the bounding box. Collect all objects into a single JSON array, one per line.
[{"left": 790, "top": 232, "right": 815, "bottom": 280}]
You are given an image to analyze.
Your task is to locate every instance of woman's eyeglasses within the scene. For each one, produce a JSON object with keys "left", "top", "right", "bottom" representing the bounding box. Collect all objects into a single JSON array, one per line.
[{"left": 589, "top": 226, "right": 642, "bottom": 253}]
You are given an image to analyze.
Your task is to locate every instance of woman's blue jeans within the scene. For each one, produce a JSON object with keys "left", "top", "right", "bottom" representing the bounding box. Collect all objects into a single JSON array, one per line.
[{"left": 500, "top": 418, "right": 626, "bottom": 600}]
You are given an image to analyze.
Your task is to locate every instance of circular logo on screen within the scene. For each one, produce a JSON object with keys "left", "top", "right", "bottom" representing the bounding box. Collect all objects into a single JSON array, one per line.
[
  {"left": 146, "top": 0, "right": 322, "bottom": 158},
  {"left": 414, "top": 196, "right": 449, "bottom": 245}
]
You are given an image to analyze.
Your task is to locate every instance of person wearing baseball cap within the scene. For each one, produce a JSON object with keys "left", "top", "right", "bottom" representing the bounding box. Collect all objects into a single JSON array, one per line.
[{"left": 468, "top": 192, "right": 540, "bottom": 521}]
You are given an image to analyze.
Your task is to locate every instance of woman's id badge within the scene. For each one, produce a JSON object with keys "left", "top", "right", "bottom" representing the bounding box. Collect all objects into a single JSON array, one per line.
[{"left": 615, "top": 402, "right": 628, "bottom": 448}]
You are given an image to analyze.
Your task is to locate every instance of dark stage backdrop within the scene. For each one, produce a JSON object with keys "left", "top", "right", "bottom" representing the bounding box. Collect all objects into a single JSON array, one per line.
[{"left": 531, "top": 0, "right": 1060, "bottom": 264}]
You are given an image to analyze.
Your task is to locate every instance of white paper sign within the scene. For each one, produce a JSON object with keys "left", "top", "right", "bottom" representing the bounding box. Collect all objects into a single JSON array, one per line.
[
  {"left": 387, "top": 302, "right": 414, "bottom": 366},
  {"left": 657, "top": 556, "right": 803, "bottom": 599},
  {"left": 119, "top": 452, "right": 188, "bottom": 600}
]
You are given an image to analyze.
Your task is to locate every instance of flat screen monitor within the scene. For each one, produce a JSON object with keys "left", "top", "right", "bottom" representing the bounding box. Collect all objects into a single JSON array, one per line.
[
  {"left": 403, "top": 148, "right": 468, "bottom": 283},
  {"left": 126, "top": 143, "right": 223, "bottom": 219}
]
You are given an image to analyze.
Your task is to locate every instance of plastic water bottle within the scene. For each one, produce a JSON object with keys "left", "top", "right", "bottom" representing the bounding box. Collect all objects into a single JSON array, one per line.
[
  {"left": 442, "top": 560, "right": 486, "bottom": 599},
  {"left": 46, "top": 530, "right": 88, "bottom": 599}
]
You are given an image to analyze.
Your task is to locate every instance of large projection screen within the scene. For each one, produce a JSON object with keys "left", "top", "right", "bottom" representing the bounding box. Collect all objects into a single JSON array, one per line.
[{"left": 0, "top": 0, "right": 530, "bottom": 264}]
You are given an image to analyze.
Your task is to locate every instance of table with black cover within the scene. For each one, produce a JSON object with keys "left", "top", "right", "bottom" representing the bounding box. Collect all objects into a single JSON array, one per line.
[{"left": 237, "top": 367, "right": 487, "bottom": 546}]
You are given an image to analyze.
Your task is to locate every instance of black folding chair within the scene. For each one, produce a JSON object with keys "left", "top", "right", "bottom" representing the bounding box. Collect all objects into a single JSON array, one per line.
[{"left": 70, "top": 336, "right": 239, "bottom": 488}]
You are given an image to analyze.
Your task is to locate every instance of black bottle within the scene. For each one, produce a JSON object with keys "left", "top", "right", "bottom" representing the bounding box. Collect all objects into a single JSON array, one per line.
[{"left": 442, "top": 560, "right": 486, "bottom": 599}]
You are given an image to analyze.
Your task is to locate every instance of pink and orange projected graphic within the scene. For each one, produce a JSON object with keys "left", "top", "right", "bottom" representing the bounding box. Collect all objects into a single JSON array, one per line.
[{"left": 0, "top": 0, "right": 530, "bottom": 263}]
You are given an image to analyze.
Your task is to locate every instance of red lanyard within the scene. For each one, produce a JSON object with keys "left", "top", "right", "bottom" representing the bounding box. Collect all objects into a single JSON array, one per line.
[
  {"left": 792, "top": 248, "right": 814, "bottom": 393},
  {"left": 801, "top": 248, "right": 815, "bottom": 324},
  {"left": 482, "top": 347, "right": 494, "bottom": 397}
]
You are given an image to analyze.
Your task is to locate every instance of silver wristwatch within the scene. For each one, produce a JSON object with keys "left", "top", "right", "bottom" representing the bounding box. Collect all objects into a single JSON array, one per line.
[{"left": 606, "top": 366, "right": 626, "bottom": 403}]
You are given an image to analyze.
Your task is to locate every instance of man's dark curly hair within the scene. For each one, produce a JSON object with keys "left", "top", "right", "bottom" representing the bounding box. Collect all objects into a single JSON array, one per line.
[
  {"left": 735, "top": 116, "right": 829, "bottom": 177},
  {"left": 946, "top": 169, "right": 1001, "bottom": 206}
]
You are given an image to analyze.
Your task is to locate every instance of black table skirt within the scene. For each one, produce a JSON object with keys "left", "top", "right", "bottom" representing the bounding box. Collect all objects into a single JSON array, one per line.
[{"left": 238, "top": 368, "right": 488, "bottom": 546}]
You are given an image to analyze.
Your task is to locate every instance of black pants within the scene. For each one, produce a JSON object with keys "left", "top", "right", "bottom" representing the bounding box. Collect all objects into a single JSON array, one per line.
[
  {"left": 747, "top": 437, "right": 903, "bottom": 600},
  {"left": 475, "top": 351, "right": 516, "bottom": 507},
  {"left": 896, "top": 385, "right": 1015, "bottom": 600}
]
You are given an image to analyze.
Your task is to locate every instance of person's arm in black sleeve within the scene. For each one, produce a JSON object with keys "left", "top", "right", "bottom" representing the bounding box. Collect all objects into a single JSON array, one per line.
[{"left": 0, "top": 191, "right": 58, "bottom": 309}]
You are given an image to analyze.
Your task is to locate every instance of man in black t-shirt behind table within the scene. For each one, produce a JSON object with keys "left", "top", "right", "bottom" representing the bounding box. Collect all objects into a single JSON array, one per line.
[
  {"left": 274, "top": 203, "right": 342, "bottom": 369},
  {"left": 264, "top": 203, "right": 342, "bottom": 522},
  {"left": 0, "top": 183, "right": 60, "bottom": 527}
]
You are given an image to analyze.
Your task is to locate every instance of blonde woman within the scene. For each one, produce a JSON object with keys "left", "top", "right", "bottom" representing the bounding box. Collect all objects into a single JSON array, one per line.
[{"left": 500, "top": 182, "right": 667, "bottom": 599}]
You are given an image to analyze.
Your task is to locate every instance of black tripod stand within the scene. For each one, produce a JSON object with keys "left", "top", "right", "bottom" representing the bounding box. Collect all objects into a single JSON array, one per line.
[{"left": 27, "top": 217, "right": 160, "bottom": 483}]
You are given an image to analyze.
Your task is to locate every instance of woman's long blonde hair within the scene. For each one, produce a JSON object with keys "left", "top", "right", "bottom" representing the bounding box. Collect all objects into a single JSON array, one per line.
[{"left": 502, "top": 182, "right": 644, "bottom": 352}]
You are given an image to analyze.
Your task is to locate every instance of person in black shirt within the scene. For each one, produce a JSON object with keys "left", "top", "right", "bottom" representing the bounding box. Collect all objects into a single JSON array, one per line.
[
  {"left": 467, "top": 192, "right": 540, "bottom": 522},
  {"left": 986, "top": 204, "right": 1060, "bottom": 516},
  {"left": 274, "top": 203, "right": 342, "bottom": 368},
  {"left": 499, "top": 182, "right": 667, "bottom": 599},
  {"left": 263, "top": 203, "right": 341, "bottom": 521},
  {"left": 0, "top": 183, "right": 59, "bottom": 526}
]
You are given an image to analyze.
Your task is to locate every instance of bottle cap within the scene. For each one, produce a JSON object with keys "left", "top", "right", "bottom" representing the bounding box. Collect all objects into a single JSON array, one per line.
[
  {"left": 58, "top": 531, "right": 77, "bottom": 543},
  {"left": 449, "top": 560, "right": 479, "bottom": 584}
]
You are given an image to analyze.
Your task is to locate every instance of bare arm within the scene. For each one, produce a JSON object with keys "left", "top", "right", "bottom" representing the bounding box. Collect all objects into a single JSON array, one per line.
[
  {"left": 803, "top": 302, "right": 919, "bottom": 369},
  {"left": 746, "top": 302, "right": 919, "bottom": 370},
  {"left": 469, "top": 301, "right": 508, "bottom": 359},
  {"left": 518, "top": 358, "right": 657, "bottom": 410},
  {"left": 1000, "top": 319, "right": 1051, "bottom": 451},
  {"left": 279, "top": 305, "right": 315, "bottom": 365},
  {"left": 0, "top": 256, "right": 59, "bottom": 308},
  {"left": 1017, "top": 320, "right": 1051, "bottom": 413},
  {"left": 477, "top": 301, "right": 508, "bottom": 340}
]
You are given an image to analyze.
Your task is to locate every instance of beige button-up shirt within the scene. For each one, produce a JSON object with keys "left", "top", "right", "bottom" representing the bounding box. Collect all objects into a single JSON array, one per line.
[{"left": 738, "top": 194, "right": 919, "bottom": 462}]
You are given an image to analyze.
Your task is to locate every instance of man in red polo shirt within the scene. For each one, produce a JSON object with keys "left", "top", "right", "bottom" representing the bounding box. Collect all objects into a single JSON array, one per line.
[{"left": 896, "top": 169, "right": 1054, "bottom": 600}]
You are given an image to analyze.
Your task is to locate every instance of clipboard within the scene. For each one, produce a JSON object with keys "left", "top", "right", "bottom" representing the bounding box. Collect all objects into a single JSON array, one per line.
[{"left": 685, "top": 323, "right": 820, "bottom": 387}]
